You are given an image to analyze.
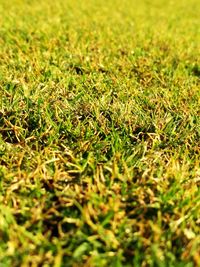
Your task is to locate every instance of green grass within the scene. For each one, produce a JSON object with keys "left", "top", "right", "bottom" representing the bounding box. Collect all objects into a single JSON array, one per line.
[{"left": 0, "top": 0, "right": 200, "bottom": 266}]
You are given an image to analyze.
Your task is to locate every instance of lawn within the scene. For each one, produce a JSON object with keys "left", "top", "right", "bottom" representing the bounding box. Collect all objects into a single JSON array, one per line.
[{"left": 0, "top": 0, "right": 200, "bottom": 266}]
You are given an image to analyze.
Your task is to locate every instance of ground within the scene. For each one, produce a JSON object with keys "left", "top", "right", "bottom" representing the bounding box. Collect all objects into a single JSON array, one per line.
[{"left": 0, "top": 0, "right": 200, "bottom": 266}]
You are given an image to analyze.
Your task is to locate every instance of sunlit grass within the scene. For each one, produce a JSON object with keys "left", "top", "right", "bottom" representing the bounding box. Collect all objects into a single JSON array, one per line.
[{"left": 0, "top": 0, "right": 199, "bottom": 266}]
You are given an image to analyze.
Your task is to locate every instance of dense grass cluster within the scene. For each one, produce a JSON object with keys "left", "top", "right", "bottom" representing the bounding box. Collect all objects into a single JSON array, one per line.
[{"left": 0, "top": 0, "right": 199, "bottom": 266}]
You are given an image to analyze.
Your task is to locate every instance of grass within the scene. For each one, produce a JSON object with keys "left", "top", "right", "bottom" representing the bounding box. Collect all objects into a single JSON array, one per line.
[{"left": 0, "top": 0, "right": 200, "bottom": 266}]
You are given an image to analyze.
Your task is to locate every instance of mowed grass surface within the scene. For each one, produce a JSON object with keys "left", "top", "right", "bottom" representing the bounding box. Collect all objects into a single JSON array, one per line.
[{"left": 0, "top": 0, "right": 200, "bottom": 266}]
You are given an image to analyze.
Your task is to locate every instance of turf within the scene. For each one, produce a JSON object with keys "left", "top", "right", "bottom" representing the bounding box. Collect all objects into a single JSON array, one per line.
[{"left": 0, "top": 0, "right": 200, "bottom": 266}]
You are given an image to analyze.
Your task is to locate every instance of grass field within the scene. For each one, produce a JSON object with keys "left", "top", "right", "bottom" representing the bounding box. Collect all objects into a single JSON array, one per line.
[{"left": 0, "top": 0, "right": 200, "bottom": 266}]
